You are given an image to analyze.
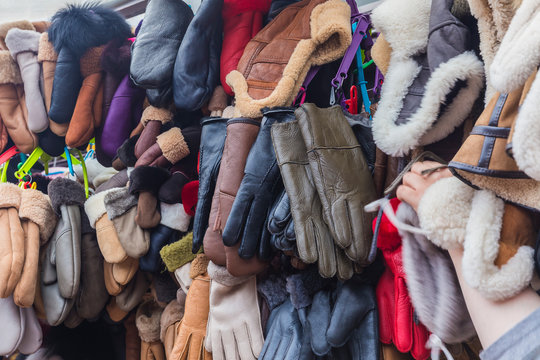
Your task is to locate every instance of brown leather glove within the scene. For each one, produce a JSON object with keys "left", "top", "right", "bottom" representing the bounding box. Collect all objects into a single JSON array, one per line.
[
  {"left": 135, "top": 106, "right": 174, "bottom": 158},
  {"left": 135, "top": 127, "right": 190, "bottom": 168},
  {"left": 161, "top": 296, "right": 185, "bottom": 359}
]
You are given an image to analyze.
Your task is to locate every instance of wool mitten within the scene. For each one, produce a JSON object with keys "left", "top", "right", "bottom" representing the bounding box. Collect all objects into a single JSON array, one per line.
[
  {"left": 85, "top": 189, "right": 128, "bottom": 264},
  {"left": 205, "top": 262, "right": 264, "bottom": 359},
  {"left": 129, "top": 166, "right": 170, "bottom": 229},
  {"left": 136, "top": 300, "right": 166, "bottom": 360},
  {"left": 5, "top": 28, "right": 48, "bottom": 133},
  {"left": 105, "top": 187, "right": 150, "bottom": 258},
  {"left": 14, "top": 189, "right": 57, "bottom": 308}
]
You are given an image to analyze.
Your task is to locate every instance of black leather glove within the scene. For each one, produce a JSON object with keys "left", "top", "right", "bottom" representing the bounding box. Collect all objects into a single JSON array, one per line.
[
  {"left": 192, "top": 117, "right": 228, "bottom": 253},
  {"left": 223, "top": 107, "right": 295, "bottom": 259},
  {"left": 268, "top": 190, "right": 295, "bottom": 252}
]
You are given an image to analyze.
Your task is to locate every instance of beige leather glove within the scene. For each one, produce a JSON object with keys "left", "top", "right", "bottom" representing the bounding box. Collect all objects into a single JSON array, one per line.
[
  {"left": 205, "top": 261, "right": 264, "bottom": 360},
  {"left": 161, "top": 296, "right": 185, "bottom": 359}
]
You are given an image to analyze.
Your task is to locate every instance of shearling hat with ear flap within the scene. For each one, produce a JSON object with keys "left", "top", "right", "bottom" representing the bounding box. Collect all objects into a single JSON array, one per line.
[
  {"left": 0, "top": 183, "right": 24, "bottom": 299},
  {"left": 226, "top": 0, "right": 351, "bottom": 118},
  {"left": 371, "top": 0, "right": 484, "bottom": 157},
  {"left": 0, "top": 50, "right": 38, "bottom": 154},
  {"left": 135, "top": 106, "right": 174, "bottom": 159},
  {"left": 5, "top": 28, "right": 49, "bottom": 133},
  {"left": 0, "top": 20, "right": 35, "bottom": 50},
  {"left": 14, "top": 189, "right": 57, "bottom": 308},
  {"left": 129, "top": 165, "right": 171, "bottom": 229},
  {"left": 65, "top": 45, "right": 105, "bottom": 148},
  {"left": 397, "top": 202, "right": 476, "bottom": 344},
  {"left": 135, "top": 127, "right": 189, "bottom": 168}
]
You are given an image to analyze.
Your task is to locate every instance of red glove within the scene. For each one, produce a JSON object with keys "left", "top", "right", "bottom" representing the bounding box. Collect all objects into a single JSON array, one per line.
[
  {"left": 375, "top": 198, "right": 430, "bottom": 360},
  {"left": 221, "top": 0, "right": 271, "bottom": 95}
]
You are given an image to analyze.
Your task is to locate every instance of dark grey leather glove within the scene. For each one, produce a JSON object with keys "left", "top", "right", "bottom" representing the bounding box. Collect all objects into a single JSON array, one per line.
[
  {"left": 260, "top": 299, "right": 302, "bottom": 360},
  {"left": 272, "top": 119, "right": 353, "bottom": 280},
  {"left": 307, "top": 289, "right": 332, "bottom": 356},
  {"left": 268, "top": 190, "right": 295, "bottom": 252},
  {"left": 192, "top": 117, "right": 228, "bottom": 253},
  {"left": 222, "top": 108, "right": 294, "bottom": 260},
  {"left": 296, "top": 104, "right": 377, "bottom": 265}
]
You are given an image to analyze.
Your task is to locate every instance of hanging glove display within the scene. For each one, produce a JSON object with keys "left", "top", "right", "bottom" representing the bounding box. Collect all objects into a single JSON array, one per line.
[{"left": 205, "top": 262, "right": 264, "bottom": 360}]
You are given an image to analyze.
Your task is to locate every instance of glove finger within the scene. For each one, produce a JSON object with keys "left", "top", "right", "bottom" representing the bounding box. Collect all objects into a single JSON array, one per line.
[
  {"left": 376, "top": 270, "right": 396, "bottom": 345},
  {"left": 259, "top": 216, "right": 273, "bottom": 261},
  {"left": 222, "top": 192, "right": 252, "bottom": 247},
  {"left": 347, "top": 200, "right": 373, "bottom": 265},
  {"left": 221, "top": 330, "right": 239, "bottom": 360},
  {"left": 294, "top": 217, "right": 318, "bottom": 264},
  {"left": 234, "top": 323, "right": 259, "bottom": 360},
  {"left": 150, "top": 155, "right": 172, "bottom": 168},
  {"left": 236, "top": 199, "right": 261, "bottom": 259},
  {"left": 411, "top": 322, "right": 430, "bottom": 360},
  {"left": 394, "top": 277, "right": 413, "bottom": 353},
  {"left": 335, "top": 247, "right": 354, "bottom": 281},
  {"left": 314, "top": 221, "right": 337, "bottom": 279},
  {"left": 268, "top": 191, "right": 291, "bottom": 234},
  {"left": 308, "top": 290, "right": 332, "bottom": 356},
  {"left": 330, "top": 198, "right": 353, "bottom": 250},
  {"left": 260, "top": 332, "right": 280, "bottom": 360},
  {"left": 348, "top": 310, "right": 379, "bottom": 359}
]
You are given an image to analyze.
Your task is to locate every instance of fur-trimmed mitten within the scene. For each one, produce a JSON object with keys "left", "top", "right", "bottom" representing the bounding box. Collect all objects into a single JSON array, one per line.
[
  {"left": 161, "top": 298, "right": 185, "bottom": 359},
  {"left": 160, "top": 232, "right": 198, "bottom": 272},
  {"left": 0, "top": 183, "right": 24, "bottom": 298},
  {"left": 136, "top": 300, "right": 166, "bottom": 360},
  {"left": 84, "top": 188, "right": 128, "bottom": 264},
  {"left": 0, "top": 51, "right": 38, "bottom": 153},
  {"left": 160, "top": 202, "right": 191, "bottom": 233},
  {"left": 134, "top": 106, "right": 174, "bottom": 159},
  {"left": 113, "top": 134, "right": 140, "bottom": 171},
  {"left": 116, "top": 270, "right": 151, "bottom": 313},
  {"left": 104, "top": 187, "right": 150, "bottom": 258},
  {"left": 0, "top": 20, "right": 36, "bottom": 50},
  {"left": 0, "top": 295, "right": 43, "bottom": 356},
  {"left": 135, "top": 127, "right": 190, "bottom": 168},
  {"left": 5, "top": 28, "right": 48, "bottom": 133},
  {"left": 65, "top": 46, "right": 105, "bottom": 148},
  {"left": 95, "top": 169, "right": 129, "bottom": 193},
  {"left": 14, "top": 189, "right": 57, "bottom": 308},
  {"left": 129, "top": 165, "right": 170, "bottom": 229},
  {"left": 140, "top": 224, "right": 178, "bottom": 273}
]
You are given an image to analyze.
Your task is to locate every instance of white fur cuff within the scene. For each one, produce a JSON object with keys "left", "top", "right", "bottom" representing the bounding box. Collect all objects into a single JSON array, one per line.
[{"left": 160, "top": 202, "right": 191, "bottom": 232}]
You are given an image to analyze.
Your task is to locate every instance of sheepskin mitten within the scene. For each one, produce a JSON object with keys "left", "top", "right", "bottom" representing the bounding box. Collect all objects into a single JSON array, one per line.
[
  {"left": 160, "top": 202, "right": 191, "bottom": 232},
  {"left": 112, "top": 256, "right": 139, "bottom": 287},
  {"left": 174, "top": 262, "right": 192, "bottom": 295},
  {"left": 129, "top": 165, "right": 170, "bottom": 229},
  {"left": 135, "top": 106, "right": 174, "bottom": 159},
  {"left": 0, "top": 20, "right": 36, "bottom": 50},
  {"left": 84, "top": 188, "right": 128, "bottom": 264},
  {"left": 135, "top": 127, "right": 189, "bottom": 168},
  {"left": 136, "top": 299, "right": 166, "bottom": 360},
  {"left": 14, "top": 189, "right": 57, "bottom": 308},
  {"left": 5, "top": 28, "right": 48, "bottom": 133},
  {"left": 105, "top": 187, "right": 150, "bottom": 258},
  {"left": 104, "top": 261, "right": 124, "bottom": 296},
  {"left": 105, "top": 296, "right": 129, "bottom": 322},
  {"left": 113, "top": 134, "right": 140, "bottom": 171},
  {"left": 0, "top": 183, "right": 24, "bottom": 298},
  {"left": 160, "top": 299, "right": 185, "bottom": 359},
  {"left": 95, "top": 169, "right": 129, "bottom": 193},
  {"left": 116, "top": 271, "right": 151, "bottom": 313},
  {"left": 37, "top": 32, "right": 57, "bottom": 112},
  {"left": 160, "top": 232, "right": 198, "bottom": 272}
]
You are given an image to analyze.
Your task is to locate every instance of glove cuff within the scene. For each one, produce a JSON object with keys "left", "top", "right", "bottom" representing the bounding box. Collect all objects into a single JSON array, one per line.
[
  {"left": 0, "top": 51, "right": 23, "bottom": 85},
  {"left": 160, "top": 202, "right": 191, "bottom": 232},
  {"left": 160, "top": 232, "right": 198, "bottom": 272},
  {"left": 84, "top": 189, "right": 114, "bottom": 227},
  {"left": 136, "top": 299, "right": 163, "bottom": 343},
  {"left": 48, "top": 178, "right": 86, "bottom": 215},
  {"left": 5, "top": 28, "right": 40, "bottom": 57},
  {"left": 207, "top": 261, "right": 252, "bottom": 286},
  {"left": 156, "top": 127, "right": 189, "bottom": 164},
  {"left": 190, "top": 254, "right": 210, "bottom": 278},
  {"left": 104, "top": 187, "right": 137, "bottom": 220},
  {"left": 286, "top": 274, "right": 312, "bottom": 309},
  {"left": 19, "top": 189, "right": 57, "bottom": 243},
  {"left": 115, "top": 135, "right": 139, "bottom": 169},
  {"left": 0, "top": 183, "right": 22, "bottom": 209},
  {"left": 417, "top": 176, "right": 473, "bottom": 249},
  {"left": 257, "top": 274, "right": 288, "bottom": 311},
  {"left": 37, "top": 32, "right": 57, "bottom": 62},
  {"left": 160, "top": 299, "right": 184, "bottom": 343},
  {"left": 129, "top": 165, "right": 170, "bottom": 195},
  {"left": 141, "top": 106, "right": 173, "bottom": 126}
]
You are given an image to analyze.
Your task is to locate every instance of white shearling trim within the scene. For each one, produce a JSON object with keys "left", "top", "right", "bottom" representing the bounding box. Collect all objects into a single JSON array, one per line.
[
  {"left": 174, "top": 262, "right": 192, "bottom": 294},
  {"left": 371, "top": 0, "right": 431, "bottom": 59},
  {"left": 160, "top": 202, "right": 191, "bottom": 232},
  {"left": 462, "top": 190, "right": 533, "bottom": 300},
  {"left": 513, "top": 72, "right": 540, "bottom": 180},
  {"left": 417, "top": 177, "right": 475, "bottom": 249},
  {"left": 84, "top": 189, "right": 114, "bottom": 227},
  {"left": 490, "top": 0, "right": 540, "bottom": 92},
  {"left": 373, "top": 51, "right": 485, "bottom": 156}
]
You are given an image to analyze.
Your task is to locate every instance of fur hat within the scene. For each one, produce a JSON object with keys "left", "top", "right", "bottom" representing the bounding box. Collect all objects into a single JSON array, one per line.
[
  {"left": 48, "top": 3, "right": 132, "bottom": 58},
  {"left": 47, "top": 178, "right": 86, "bottom": 215},
  {"left": 397, "top": 202, "right": 476, "bottom": 344},
  {"left": 136, "top": 299, "right": 163, "bottom": 343}
]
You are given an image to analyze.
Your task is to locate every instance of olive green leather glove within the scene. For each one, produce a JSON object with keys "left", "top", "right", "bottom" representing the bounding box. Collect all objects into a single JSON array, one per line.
[
  {"left": 271, "top": 120, "right": 353, "bottom": 280},
  {"left": 295, "top": 104, "right": 376, "bottom": 265}
]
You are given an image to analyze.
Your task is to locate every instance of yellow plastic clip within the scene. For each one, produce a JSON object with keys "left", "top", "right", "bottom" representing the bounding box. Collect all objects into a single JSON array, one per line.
[
  {"left": 14, "top": 147, "right": 44, "bottom": 180},
  {"left": 1, "top": 159, "right": 10, "bottom": 183},
  {"left": 75, "top": 149, "right": 89, "bottom": 198}
]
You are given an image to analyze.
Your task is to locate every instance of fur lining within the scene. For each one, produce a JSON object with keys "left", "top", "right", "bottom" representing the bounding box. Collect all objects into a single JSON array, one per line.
[
  {"left": 80, "top": 45, "right": 104, "bottom": 77},
  {"left": 83, "top": 189, "right": 112, "bottom": 227},
  {"left": 207, "top": 261, "right": 251, "bottom": 287},
  {"left": 5, "top": 29, "right": 40, "bottom": 57},
  {"left": 160, "top": 232, "right": 198, "bottom": 272},
  {"left": 31, "top": 21, "right": 50, "bottom": 33},
  {"left": 135, "top": 300, "right": 163, "bottom": 343},
  {"left": 0, "top": 51, "right": 22, "bottom": 84},
  {"left": 226, "top": 0, "right": 351, "bottom": 118},
  {"left": 462, "top": 190, "right": 534, "bottom": 300},
  {"left": 286, "top": 274, "right": 311, "bottom": 309},
  {"left": 103, "top": 187, "right": 137, "bottom": 220},
  {"left": 128, "top": 166, "right": 170, "bottom": 194},
  {"left": 156, "top": 127, "right": 189, "bottom": 164},
  {"left": 47, "top": 178, "right": 86, "bottom": 215},
  {"left": 19, "top": 189, "right": 57, "bottom": 243},
  {"left": 490, "top": 0, "right": 540, "bottom": 92},
  {"left": 0, "top": 182, "right": 22, "bottom": 209},
  {"left": 257, "top": 274, "right": 288, "bottom": 311},
  {"left": 38, "top": 33, "right": 58, "bottom": 62},
  {"left": 140, "top": 106, "right": 174, "bottom": 126},
  {"left": 116, "top": 135, "right": 139, "bottom": 168},
  {"left": 101, "top": 38, "right": 131, "bottom": 77},
  {"left": 372, "top": 51, "right": 485, "bottom": 156},
  {"left": 189, "top": 253, "right": 209, "bottom": 278},
  {"left": 371, "top": 0, "right": 430, "bottom": 59},
  {"left": 48, "top": 3, "right": 131, "bottom": 58},
  {"left": 398, "top": 203, "right": 475, "bottom": 343},
  {"left": 0, "top": 20, "right": 35, "bottom": 46},
  {"left": 417, "top": 177, "right": 474, "bottom": 249},
  {"left": 160, "top": 299, "right": 184, "bottom": 343},
  {"left": 160, "top": 202, "right": 191, "bottom": 232},
  {"left": 513, "top": 72, "right": 540, "bottom": 180}
]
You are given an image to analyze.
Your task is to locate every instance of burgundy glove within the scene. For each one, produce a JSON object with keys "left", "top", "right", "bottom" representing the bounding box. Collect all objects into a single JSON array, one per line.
[{"left": 375, "top": 198, "right": 430, "bottom": 360}]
